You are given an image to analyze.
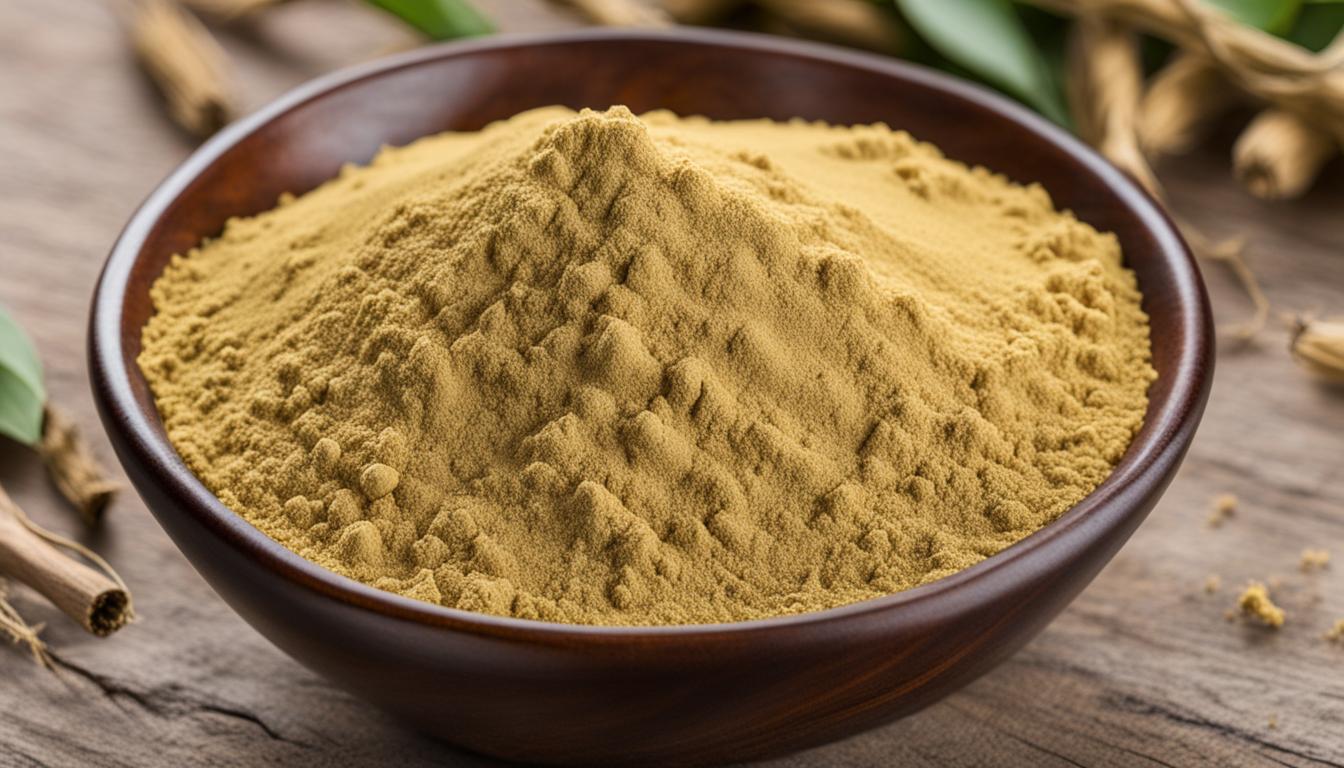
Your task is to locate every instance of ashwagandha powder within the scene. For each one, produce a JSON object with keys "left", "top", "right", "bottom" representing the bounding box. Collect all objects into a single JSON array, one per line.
[{"left": 140, "top": 106, "right": 1154, "bottom": 625}]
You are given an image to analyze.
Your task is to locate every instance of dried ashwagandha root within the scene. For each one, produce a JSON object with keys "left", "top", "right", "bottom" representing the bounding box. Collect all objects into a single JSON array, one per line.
[
  {"left": 1232, "top": 31, "right": 1344, "bottom": 200},
  {"left": 1139, "top": 53, "right": 1242, "bottom": 158},
  {"left": 1233, "top": 109, "right": 1339, "bottom": 201},
  {"left": 659, "top": 0, "right": 743, "bottom": 25},
  {"left": 754, "top": 0, "right": 905, "bottom": 54},
  {"left": 0, "top": 485, "right": 134, "bottom": 666},
  {"left": 1068, "top": 15, "right": 1159, "bottom": 196},
  {"left": 555, "top": 0, "right": 672, "bottom": 26},
  {"left": 38, "top": 406, "right": 119, "bottom": 525},
  {"left": 1290, "top": 316, "right": 1344, "bottom": 385},
  {"left": 179, "top": 0, "right": 288, "bottom": 21},
  {"left": 129, "top": 0, "right": 237, "bottom": 138}
]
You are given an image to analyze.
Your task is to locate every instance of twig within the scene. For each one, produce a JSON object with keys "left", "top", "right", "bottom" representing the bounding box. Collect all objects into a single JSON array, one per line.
[
  {"left": 38, "top": 406, "right": 119, "bottom": 526},
  {"left": 553, "top": 0, "right": 672, "bottom": 26},
  {"left": 1289, "top": 314, "right": 1344, "bottom": 384},
  {"left": 0, "top": 486, "right": 133, "bottom": 640},
  {"left": 1231, "top": 32, "right": 1344, "bottom": 200},
  {"left": 128, "top": 0, "right": 238, "bottom": 138},
  {"left": 1233, "top": 111, "right": 1338, "bottom": 200}
]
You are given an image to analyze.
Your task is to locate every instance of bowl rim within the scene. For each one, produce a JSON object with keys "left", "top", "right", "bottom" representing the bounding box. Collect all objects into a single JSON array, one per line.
[{"left": 89, "top": 27, "right": 1212, "bottom": 644}]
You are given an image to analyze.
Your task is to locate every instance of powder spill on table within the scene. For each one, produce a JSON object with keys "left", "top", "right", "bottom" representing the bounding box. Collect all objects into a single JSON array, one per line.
[{"left": 139, "top": 106, "right": 1154, "bottom": 625}]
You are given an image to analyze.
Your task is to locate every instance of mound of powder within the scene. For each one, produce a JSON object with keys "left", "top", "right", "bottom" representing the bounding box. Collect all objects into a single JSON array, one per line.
[{"left": 140, "top": 106, "right": 1154, "bottom": 625}]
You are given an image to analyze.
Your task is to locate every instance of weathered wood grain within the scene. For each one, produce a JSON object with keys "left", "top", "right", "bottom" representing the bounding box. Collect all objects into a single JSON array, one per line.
[{"left": 1, "top": 1, "right": 1341, "bottom": 765}]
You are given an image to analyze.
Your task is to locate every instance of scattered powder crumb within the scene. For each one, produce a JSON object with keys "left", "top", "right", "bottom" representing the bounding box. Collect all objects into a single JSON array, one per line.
[
  {"left": 1203, "top": 574, "right": 1221, "bottom": 594},
  {"left": 1300, "top": 548, "right": 1330, "bottom": 572},
  {"left": 1207, "top": 493, "right": 1237, "bottom": 528},
  {"left": 1267, "top": 714, "right": 1278, "bottom": 730},
  {"left": 1326, "top": 619, "right": 1344, "bottom": 643},
  {"left": 1237, "top": 581, "right": 1285, "bottom": 628}
]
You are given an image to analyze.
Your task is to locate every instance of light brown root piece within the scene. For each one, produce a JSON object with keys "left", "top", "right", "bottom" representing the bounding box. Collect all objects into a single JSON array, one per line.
[
  {"left": 660, "top": 0, "right": 743, "bottom": 25},
  {"left": 754, "top": 0, "right": 904, "bottom": 54},
  {"left": 1067, "top": 16, "right": 1269, "bottom": 341},
  {"left": 38, "top": 406, "right": 119, "bottom": 526},
  {"left": 128, "top": 0, "right": 238, "bottom": 138},
  {"left": 179, "top": 0, "right": 288, "bottom": 21},
  {"left": 1234, "top": 109, "right": 1339, "bottom": 200},
  {"left": 1289, "top": 315, "right": 1344, "bottom": 384},
  {"left": 1068, "top": 16, "right": 1160, "bottom": 196},
  {"left": 555, "top": 0, "right": 672, "bottom": 26},
  {"left": 0, "top": 486, "right": 134, "bottom": 637},
  {"left": 1139, "top": 53, "right": 1241, "bottom": 158}
]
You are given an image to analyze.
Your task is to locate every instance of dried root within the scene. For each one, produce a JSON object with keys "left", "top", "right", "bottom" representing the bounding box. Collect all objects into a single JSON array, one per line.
[
  {"left": 1068, "top": 16, "right": 1159, "bottom": 195},
  {"left": 129, "top": 0, "right": 237, "bottom": 138},
  {"left": 1233, "top": 109, "right": 1338, "bottom": 200},
  {"left": 660, "top": 0, "right": 744, "bottom": 25},
  {"left": 555, "top": 0, "right": 672, "bottom": 26},
  {"left": 179, "top": 0, "right": 288, "bottom": 21},
  {"left": 38, "top": 406, "right": 119, "bottom": 526},
  {"left": 1139, "top": 53, "right": 1241, "bottom": 158},
  {"left": 1289, "top": 315, "right": 1344, "bottom": 384},
  {"left": 755, "top": 0, "right": 904, "bottom": 53},
  {"left": 0, "top": 486, "right": 134, "bottom": 640}
]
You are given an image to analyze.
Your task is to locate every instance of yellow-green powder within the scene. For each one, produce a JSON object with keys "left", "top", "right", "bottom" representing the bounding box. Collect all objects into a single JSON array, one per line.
[{"left": 140, "top": 106, "right": 1154, "bottom": 625}]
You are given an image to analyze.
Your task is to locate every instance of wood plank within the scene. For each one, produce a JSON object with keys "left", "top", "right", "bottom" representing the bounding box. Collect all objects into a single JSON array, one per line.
[{"left": 1, "top": 1, "right": 1340, "bottom": 764}]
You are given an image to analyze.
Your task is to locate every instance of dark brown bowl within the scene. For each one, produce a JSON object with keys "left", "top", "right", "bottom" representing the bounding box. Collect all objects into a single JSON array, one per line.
[{"left": 89, "top": 29, "right": 1213, "bottom": 766}]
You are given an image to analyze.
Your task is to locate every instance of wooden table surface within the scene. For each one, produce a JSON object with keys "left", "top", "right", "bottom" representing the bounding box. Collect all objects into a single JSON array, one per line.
[{"left": 2, "top": 1, "right": 1342, "bottom": 765}]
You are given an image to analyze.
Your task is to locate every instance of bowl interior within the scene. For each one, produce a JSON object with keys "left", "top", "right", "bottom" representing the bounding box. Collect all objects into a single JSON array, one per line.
[{"left": 98, "top": 29, "right": 1208, "bottom": 635}]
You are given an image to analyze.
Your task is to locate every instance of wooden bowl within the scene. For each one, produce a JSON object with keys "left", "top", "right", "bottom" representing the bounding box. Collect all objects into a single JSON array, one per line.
[{"left": 89, "top": 29, "right": 1213, "bottom": 766}]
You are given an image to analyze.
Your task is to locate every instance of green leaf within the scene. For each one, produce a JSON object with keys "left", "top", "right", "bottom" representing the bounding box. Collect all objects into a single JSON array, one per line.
[
  {"left": 1204, "top": 0, "right": 1303, "bottom": 33},
  {"left": 366, "top": 0, "right": 494, "bottom": 40},
  {"left": 0, "top": 304, "right": 45, "bottom": 446},
  {"left": 1289, "top": 0, "right": 1344, "bottom": 50},
  {"left": 894, "top": 0, "right": 1070, "bottom": 125}
]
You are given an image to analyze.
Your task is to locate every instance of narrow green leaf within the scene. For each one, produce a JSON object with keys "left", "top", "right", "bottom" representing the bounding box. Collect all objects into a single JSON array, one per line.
[
  {"left": 367, "top": 0, "right": 494, "bottom": 40},
  {"left": 0, "top": 304, "right": 45, "bottom": 446},
  {"left": 894, "top": 0, "right": 1070, "bottom": 125},
  {"left": 1204, "top": 0, "right": 1303, "bottom": 34},
  {"left": 1290, "top": 0, "right": 1344, "bottom": 50}
]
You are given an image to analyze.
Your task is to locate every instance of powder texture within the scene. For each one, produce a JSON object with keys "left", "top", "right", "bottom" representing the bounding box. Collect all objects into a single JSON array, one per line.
[
  {"left": 140, "top": 106, "right": 1154, "bottom": 625},
  {"left": 1238, "top": 582, "right": 1285, "bottom": 628}
]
